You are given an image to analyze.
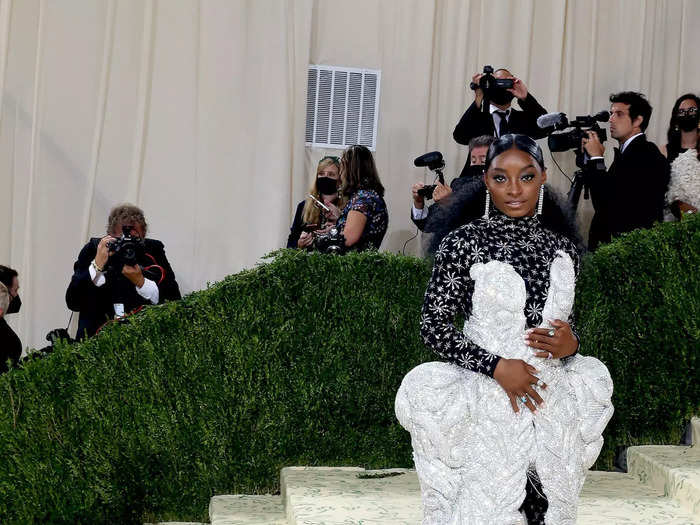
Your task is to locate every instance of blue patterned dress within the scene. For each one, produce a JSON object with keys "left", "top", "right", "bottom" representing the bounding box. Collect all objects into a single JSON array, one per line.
[{"left": 336, "top": 189, "right": 388, "bottom": 251}]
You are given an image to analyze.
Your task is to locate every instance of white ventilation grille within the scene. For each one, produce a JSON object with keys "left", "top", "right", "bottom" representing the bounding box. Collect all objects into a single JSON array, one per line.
[{"left": 305, "top": 65, "right": 381, "bottom": 151}]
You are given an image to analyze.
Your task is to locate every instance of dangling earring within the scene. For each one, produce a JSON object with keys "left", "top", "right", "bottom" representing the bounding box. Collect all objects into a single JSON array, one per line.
[
  {"left": 484, "top": 190, "right": 490, "bottom": 218},
  {"left": 537, "top": 185, "right": 545, "bottom": 216}
]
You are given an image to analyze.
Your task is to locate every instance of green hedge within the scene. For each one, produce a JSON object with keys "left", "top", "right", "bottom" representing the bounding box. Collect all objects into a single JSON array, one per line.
[
  {"left": 0, "top": 217, "right": 697, "bottom": 523},
  {"left": 0, "top": 251, "right": 433, "bottom": 524},
  {"left": 575, "top": 214, "right": 700, "bottom": 469}
]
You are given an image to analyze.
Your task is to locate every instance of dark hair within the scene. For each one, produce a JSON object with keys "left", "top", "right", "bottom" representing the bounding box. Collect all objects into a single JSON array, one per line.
[
  {"left": 0, "top": 265, "right": 18, "bottom": 288},
  {"left": 468, "top": 134, "right": 495, "bottom": 151},
  {"left": 482, "top": 134, "right": 582, "bottom": 250},
  {"left": 484, "top": 133, "right": 545, "bottom": 172},
  {"left": 340, "top": 145, "right": 385, "bottom": 197},
  {"left": 666, "top": 93, "right": 700, "bottom": 163},
  {"left": 610, "top": 91, "right": 653, "bottom": 131}
]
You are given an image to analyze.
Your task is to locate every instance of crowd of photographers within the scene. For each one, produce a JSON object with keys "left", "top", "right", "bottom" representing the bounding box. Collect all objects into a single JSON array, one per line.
[
  {"left": 407, "top": 65, "right": 699, "bottom": 254},
  {"left": 2, "top": 65, "right": 698, "bottom": 371}
]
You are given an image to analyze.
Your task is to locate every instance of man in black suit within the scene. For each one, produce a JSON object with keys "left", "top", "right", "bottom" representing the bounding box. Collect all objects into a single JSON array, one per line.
[
  {"left": 66, "top": 204, "right": 181, "bottom": 340},
  {"left": 453, "top": 68, "right": 549, "bottom": 177},
  {"left": 582, "top": 91, "right": 670, "bottom": 250}
]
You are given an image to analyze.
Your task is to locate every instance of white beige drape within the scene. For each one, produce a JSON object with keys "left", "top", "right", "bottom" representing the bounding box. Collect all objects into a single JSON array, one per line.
[{"left": 1, "top": 0, "right": 698, "bottom": 350}]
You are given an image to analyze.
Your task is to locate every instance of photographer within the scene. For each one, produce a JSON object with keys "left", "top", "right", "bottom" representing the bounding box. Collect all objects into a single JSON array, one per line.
[
  {"left": 582, "top": 92, "right": 670, "bottom": 250},
  {"left": 411, "top": 136, "right": 493, "bottom": 250},
  {"left": 0, "top": 266, "right": 22, "bottom": 372},
  {"left": 66, "top": 204, "right": 181, "bottom": 340},
  {"left": 453, "top": 67, "right": 549, "bottom": 175}
]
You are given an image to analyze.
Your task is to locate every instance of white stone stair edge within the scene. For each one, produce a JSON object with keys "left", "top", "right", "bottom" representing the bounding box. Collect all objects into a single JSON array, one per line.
[
  {"left": 627, "top": 446, "right": 700, "bottom": 517},
  {"left": 282, "top": 466, "right": 367, "bottom": 525},
  {"left": 692, "top": 417, "right": 699, "bottom": 446}
]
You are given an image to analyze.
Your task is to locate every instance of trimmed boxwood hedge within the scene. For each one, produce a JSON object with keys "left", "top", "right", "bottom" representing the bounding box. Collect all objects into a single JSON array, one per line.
[
  {"left": 0, "top": 216, "right": 697, "bottom": 523},
  {"left": 575, "top": 214, "right": 699, "bottom": 468}
]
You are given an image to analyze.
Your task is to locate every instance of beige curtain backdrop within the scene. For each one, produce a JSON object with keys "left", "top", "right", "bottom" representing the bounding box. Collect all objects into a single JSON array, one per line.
[{"left": 0, "top": 0, "right": 698, "bottom": 350}]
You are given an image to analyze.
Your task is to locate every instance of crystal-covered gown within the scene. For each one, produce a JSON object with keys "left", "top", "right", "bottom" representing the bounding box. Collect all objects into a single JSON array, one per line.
[{"left": 395, "top": 211, "right": 614, "bottom": 525}]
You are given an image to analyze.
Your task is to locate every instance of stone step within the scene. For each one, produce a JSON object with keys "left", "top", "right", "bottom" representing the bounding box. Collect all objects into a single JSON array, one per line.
[
  {"left": 280, "top": 466, "right": 700, "bottom": 524},
  {"left": 628, "top": 444, "right": 700, "bottom": 517},
  {"left": 692, "top": 417, "right": 700, "bottom": 446},
  {"left": 209, "top": 494, "right": 286, "bottom": 525}
]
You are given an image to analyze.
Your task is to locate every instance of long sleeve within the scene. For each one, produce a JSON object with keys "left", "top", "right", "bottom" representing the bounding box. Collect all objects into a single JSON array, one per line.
[
  {"left": 515, "top": 93, "right": 549, "bottom": 139},
  {"left": 145, "top": 240, "right": 181, "bottom": 303},
  {"left": 453, "top": 102, "right": 493, "bottom": 145},
  {"left": 420, "top": 233, "right": 501, "bottom": 377},
  {"left": 66, "top": 240, "right": 101, "bottom": 312},
  {"left": 287, "top": 201, "right": 306, "bottom": 248}
]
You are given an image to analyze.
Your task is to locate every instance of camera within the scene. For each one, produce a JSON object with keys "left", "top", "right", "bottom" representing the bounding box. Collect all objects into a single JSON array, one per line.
[
  {"left": 537, "top": 110, "right": 610, "bottom": 211},
  {"left": 107, "top": 225, "right": 145, "bottom": 270},
  {"left": 414, "top": 151, "right": 446, "bottom": 200},
  {"left": 469, "top": 65, "right": 514, "bottom": 91},
  {"left": 313, "top": 227, "right": 346, "bottom": 254},
  {"left": 541, "top": 111, "right": 609, "bottom": 153}
]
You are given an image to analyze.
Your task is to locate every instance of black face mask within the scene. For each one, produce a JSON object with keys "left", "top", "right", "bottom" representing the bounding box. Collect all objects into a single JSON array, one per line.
[
  {"left": 316, "top": 176, "right": 338, "bottom": 195},
  {"left": 7, "top": 295, "right": 20, "bottom": 314},
  {"left": 677, "top": 114, "right": 699, "bottom": 132},
  {"left": 488, "top": 87, "right": 514, "bottom": 106},
  {"left": 464, "top": 165, "right": 485, "bottom": 178}
]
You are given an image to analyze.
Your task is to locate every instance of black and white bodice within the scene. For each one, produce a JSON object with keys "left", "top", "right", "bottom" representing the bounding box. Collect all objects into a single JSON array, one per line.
[{"left": 421, "top": 210, "right": 580, "bottom": 377}]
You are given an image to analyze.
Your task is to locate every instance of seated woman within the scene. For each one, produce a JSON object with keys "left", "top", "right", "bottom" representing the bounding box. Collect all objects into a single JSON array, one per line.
[
  {"left": 333, "top": 145, "right": 388, "bottom": 251},
  {"left": 287, "top": 156, "right": 346, "bottom": 249},
  {"left": 395, "top": 134, "right": 613, "bottom": 525},
  {"left": 666, "top": 144, "right": 700, "bottom": 220}
]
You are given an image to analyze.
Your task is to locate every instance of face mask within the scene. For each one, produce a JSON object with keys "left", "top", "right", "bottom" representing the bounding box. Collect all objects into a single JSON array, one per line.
[
  {"left": 677, "top": 114, "right": 699, "bottom": 132},
  {"left": 488, "top": 87, "right": 514, "bottom": 106},
  {"left": 7, "top": 295, "right": 20, "bottom": 314},
  {"left": 465, "top": 165, "right": 485, "bottom": 178},
  {"left": 316, "top": 176, "right": 338, "bottom": 195}
]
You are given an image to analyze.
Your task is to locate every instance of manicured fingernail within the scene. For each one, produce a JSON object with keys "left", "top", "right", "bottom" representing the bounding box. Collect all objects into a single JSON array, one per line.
[{"left": 526, "top": 329, "right": 534, "bottom": 334}]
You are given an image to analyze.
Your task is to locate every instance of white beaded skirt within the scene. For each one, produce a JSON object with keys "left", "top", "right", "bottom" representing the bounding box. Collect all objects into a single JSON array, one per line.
[{"left": 396, "top": 253, "right": 614, "bottom": 525}]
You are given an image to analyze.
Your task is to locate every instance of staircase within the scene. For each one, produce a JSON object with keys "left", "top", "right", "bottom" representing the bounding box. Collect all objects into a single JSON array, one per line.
[{"left": 163, "top": 417, "right": 700, "bottom": 524}]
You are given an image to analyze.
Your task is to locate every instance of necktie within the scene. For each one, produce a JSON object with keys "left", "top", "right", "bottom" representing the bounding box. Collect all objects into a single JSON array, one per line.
[{"left": 496, "top": 111, "right": 509, "bottom": 137}]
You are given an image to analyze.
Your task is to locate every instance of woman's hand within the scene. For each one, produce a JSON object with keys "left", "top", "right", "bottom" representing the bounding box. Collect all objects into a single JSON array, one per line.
[
  {"left": 493, "top": 358, "right": 546, "bottom": 413},
  {"left": 678, "top": 201, "right": 698, "bottom": 215},
  {"left": 525, "top": 319, "right": 578, "bottom": 360},
  {"left": 324, "top": 201, "right": 341, "bottom": 221},
  {"left": 297, "top": 231, "right": 314, "bottom": 249}
]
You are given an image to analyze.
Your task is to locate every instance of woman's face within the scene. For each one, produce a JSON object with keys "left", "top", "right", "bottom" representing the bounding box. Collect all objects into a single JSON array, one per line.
[
  {"left": 318, "top": 163, "right": 339, "bottom": 180},
  {"left": 484, "top": 147, "right": 546, "bottom": 218},
  {"left": 677, "top": 98, "right": 698, "bottom": 116}
]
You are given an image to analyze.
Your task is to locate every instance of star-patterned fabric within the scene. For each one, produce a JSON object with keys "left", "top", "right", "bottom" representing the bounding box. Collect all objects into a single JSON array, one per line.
[{"left": 420, "top": 208, "right": 580, "bottom": 378}]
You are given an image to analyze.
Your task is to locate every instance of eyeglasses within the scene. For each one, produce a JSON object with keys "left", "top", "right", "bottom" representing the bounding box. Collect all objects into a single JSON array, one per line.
[{"left": 678, "top": 107, "right": 698, "bottom": 116}]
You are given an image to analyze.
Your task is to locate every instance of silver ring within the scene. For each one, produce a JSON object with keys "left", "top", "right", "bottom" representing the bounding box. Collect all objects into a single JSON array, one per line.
[
  {"left": 536, "top": 379, "right": 545, "bottom": 388},
  {"left": 547, "top": 329, "right": 555, "bottom": 337},
  {"left": 520, "top": 396, "right": 528, "bottom": 404},
  {"left": 546, "top": 352, "right": 553, "bottom": 360}
]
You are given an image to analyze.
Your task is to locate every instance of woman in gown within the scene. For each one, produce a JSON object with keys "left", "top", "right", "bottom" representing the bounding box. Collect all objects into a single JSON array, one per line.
[{"left": 395, "top": 134, "right": 614, "bottom": 525}]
